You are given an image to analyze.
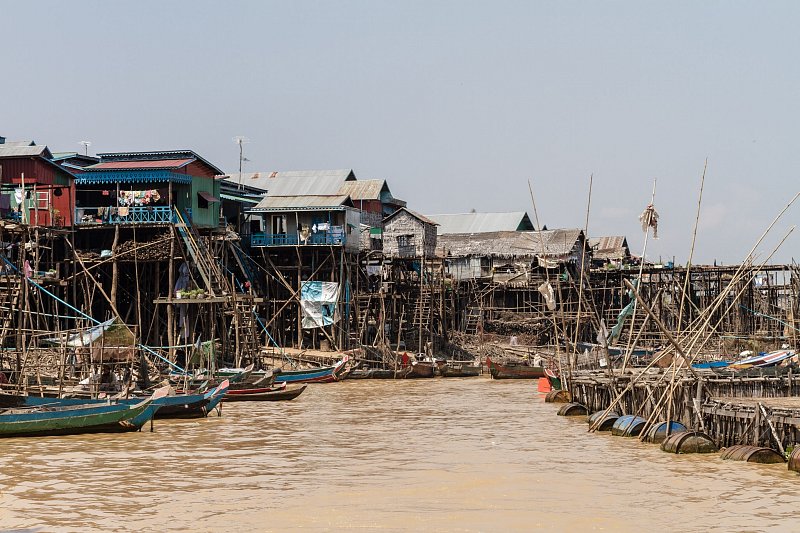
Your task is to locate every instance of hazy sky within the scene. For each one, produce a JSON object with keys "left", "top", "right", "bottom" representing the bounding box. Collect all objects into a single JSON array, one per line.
[{"left": 3, "top": 1, "right": 800, "bottom": 264}]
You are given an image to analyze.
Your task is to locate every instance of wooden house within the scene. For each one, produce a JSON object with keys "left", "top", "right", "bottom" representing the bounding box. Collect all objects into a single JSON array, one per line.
[
  {"left": 0, "top": 140, "right": 77, "bottom": 227},
  {"left": 439, "top": 228, "right": 588, "bottom": 283},
  {"left": 589, "top": 236, "right": 631, "bottom": 268},
  {"left": 382, "top": 208, "right": 438, "bottom": 259},
  {"left": 244, "top": 194, "right": 361, "bottom": 253},
  {"left": 338, "top": 179, "right": 406, "bottom": 250},
  {"left": 71, "top": 150, "right": 223, "bottom": 228}
]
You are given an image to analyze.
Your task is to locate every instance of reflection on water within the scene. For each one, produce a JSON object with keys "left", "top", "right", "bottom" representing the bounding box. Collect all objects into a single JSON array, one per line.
[{"left": 1, "top": 379, "right": 798, "bottom": 532}]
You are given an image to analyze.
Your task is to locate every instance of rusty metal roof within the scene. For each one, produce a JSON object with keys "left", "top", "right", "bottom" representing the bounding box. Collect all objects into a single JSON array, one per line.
[
  {"left": 84, "top": 158, "right": 194, "bottom": 171},
  {"left": 338, "top": 179, "right": 387, "bottom": 200},
  {"left": 589, "top": 236, "right": 630, "bottom": 260}
]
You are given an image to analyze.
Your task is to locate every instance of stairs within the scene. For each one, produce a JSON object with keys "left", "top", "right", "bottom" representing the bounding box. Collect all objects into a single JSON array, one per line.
[
  {"left": 230, "top": 242, "right": 262, "bottom": 294},
  {"left": 0, "top": 276, "right": 21, "bottom": 346},
  {"left": 229, "top": 294, "right": 261, "bottom": 367},
  {"left": 464, "top": 307, "right": 482, "bottom": 334},
  {"left": 412, "top": 290, "right": 433, "bottom": 331},
  {"left": 174, "top": 210, "right": 227, "bottom": 297}
]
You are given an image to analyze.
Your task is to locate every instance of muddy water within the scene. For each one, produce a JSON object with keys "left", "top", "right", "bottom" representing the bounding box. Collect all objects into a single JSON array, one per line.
[{"left": 1, "top": 379, "right": 798, "bottom": 532}]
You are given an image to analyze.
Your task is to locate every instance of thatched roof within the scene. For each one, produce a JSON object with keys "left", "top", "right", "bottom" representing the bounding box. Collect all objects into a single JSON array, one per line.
[{"left": 439, "top": 228, "right": 585, "bottom": 259}]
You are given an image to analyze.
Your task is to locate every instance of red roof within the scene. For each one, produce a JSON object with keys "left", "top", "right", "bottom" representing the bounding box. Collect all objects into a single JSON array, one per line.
[{"left": 87, "top": 158, "right": 194, "bottom": 171}]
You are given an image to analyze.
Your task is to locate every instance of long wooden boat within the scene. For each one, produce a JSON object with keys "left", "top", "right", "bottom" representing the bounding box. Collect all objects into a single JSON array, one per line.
[
  {"left": 225, "top": 382, "right": 287, "bottom": 396},
  {"left": 223, "top": 384, "right": 307, "bottom": 402},
  {"left": 486, "top": 356, "right": 545, "bottom": 379},
  {"left": 216, "top": 357, "right": 350, "bottom": 384},
  {"left": 0, "top": 381, "right": 229, "bottom": 419},
  {"left": 440, "top": 362, "right": 482, "bottom": 377},
  {"left": 275, "top": 358, "right": 349, "bottom": 383},
  {"left": 0, "top": 391, "right": 163, "bottom": 438}
]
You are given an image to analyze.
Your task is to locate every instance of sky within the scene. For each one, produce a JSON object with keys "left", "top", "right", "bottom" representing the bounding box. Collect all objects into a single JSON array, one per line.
[{"left": 3, "top": 0, "right": 800, "bottom": 264}]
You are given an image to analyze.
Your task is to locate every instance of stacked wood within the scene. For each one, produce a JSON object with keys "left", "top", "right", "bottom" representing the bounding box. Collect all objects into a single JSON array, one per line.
[{"left": 116, "top": 231, "right": 172, "bottom": 261}]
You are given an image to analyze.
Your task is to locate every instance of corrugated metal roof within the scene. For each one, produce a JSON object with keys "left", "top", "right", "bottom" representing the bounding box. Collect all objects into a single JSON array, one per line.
[
  {"left": 384, "top": 207, "right": 439, "bottom": 226},
  {"left": 0, "top": 140, "right": 36, "bottom": 147},
  {"left": 222, "top": 169, "right": 355, "bottom": 193},
  {"left": 220, "top": 192, "right": 261, "bottom": 204},
  {"left": 589, "top": 236, "right": 630, "bottom": 260},
  {"left": 428, "top": 212, "right": 533, "bottom": 234},
  {"left": 95, "top": 150, "right": 224, "bottom": 175},
  {"left": 439, "top": 228, "right": 584, "bottom": 258},
  {"left": 0, "top": 145, "right": 51, "bottom": 158},
  {"left": 250, "top": 194, "right": 353, "bottom": 210},
  {"left": 84, "top": 159, "right": 194, "bottom": 171},
  {"left": 338, "top": 179, "right": 386, "bottom": 200}
]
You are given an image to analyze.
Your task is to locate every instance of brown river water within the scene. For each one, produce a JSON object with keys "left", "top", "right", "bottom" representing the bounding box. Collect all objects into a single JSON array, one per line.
[{"left": 1, "top": 378, "right": 799, "bottom": 532}]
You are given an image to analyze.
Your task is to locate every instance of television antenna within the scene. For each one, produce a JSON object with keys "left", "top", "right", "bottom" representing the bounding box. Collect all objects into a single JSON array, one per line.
[
  {"left": 233, "top": 136, "right": 250, "bottom": 190},
  {"left": 78, "top": 140, "right": 92, "bottom": 156}
]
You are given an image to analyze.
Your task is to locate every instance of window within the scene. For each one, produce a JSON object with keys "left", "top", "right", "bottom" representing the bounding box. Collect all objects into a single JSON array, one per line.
[
  {"left": 272, "top": 215, "right": 286, "bottom": 234},
  {"left": 397, "top": 234, "right": 414, "bottom": 247}
]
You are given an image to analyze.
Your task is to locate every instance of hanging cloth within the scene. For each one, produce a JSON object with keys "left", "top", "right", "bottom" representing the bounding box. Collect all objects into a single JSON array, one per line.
[{"left": 638, "top": 204, "right": 660, "bottom": 239}]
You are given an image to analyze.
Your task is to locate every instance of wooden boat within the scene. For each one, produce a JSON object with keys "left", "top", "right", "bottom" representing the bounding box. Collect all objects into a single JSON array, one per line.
[
  {"left": 729, "top": 350, "right": 796, "bottom": 369},
  {"left": 345, "top": 368, "right": 374, "bottom": 379},
  {"left": 0, "top": 389, "right": 165, "bottom": 438},
  {"left": 371, "top": 367, "right": 413, "bottom": 379},
  {"left": 439, "top": 362, "right": 481, "bottom": 377},
  {"left": 223, "top": 384, "right": 307, "bottom": 402},
  {"left": 217, "top": 357, "right": 350, "bottom": 384},
  {"left": 275, "top": 358, "right": 349, "bottom": 383},
  {"left": 1, "top": 382, "right": 228, "bottom": 420},
  {"left": 486, "top": 356, "right": 545, "bottom": 379},
  {"left": 575, "top": 341, "right": 653, "bottom": 358},
  {"left": 202, "top": 380, "right": 229, "bottom": 414},
  {"left": 405, "top": 361, "right": 435, "bottom": 378}
]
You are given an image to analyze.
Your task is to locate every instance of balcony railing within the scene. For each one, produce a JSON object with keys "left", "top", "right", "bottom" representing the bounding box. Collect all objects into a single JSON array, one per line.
[
  {"left": 248, "top": 230, "right": 345, "bottom": 247},
  {"left": 75, "top": 206, "right": 175, "bottom": 225}
]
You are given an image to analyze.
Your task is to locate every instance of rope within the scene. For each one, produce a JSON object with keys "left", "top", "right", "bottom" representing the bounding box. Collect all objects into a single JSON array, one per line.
[
  {"left": 738, "top": 304, "right": 800, "bottom": 333},
  {"left": 2, "top": 257, "right": 186, "bottom": 372}
]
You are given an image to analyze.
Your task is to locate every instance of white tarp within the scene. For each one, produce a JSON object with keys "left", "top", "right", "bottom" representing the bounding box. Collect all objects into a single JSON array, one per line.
[
  {"left": 300, "top": 281, "right": 340, "bottom": 329},
  {"left": 42, "top": 318, "right": 115, "bottom": 347}
]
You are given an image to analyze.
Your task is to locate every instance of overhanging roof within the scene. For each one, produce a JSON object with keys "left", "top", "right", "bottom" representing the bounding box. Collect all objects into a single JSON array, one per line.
[
  {"left": 248, "top": 194, "right": 354, "bottom": 211},
  {"left": 74, "top": 170, "right": 193, "bottom": 185},
  {"left": 198, "top": 191, "right": 220, "bottom": 203}
]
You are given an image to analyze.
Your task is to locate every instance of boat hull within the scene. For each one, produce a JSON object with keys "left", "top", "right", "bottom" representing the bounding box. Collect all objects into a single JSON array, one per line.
[
  {"left": 440, "top": 363, "right": 481, "bottom": 377},
  {"left": 223, "top": 384, "right": 307, "bottom": 402},
  {"left": 405, "top": 362, "right": 435, "bottom": 378},
  {"left": 486, "top": 357, "right": 545, "bottom": 379},
  {"left": 0, "top": 400, "right": 155, "bottom": 438}
]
